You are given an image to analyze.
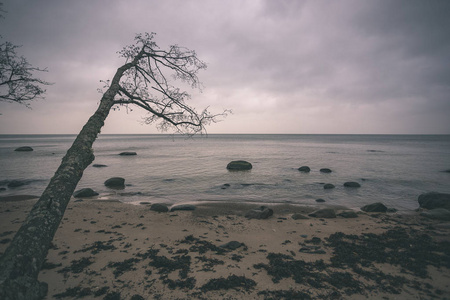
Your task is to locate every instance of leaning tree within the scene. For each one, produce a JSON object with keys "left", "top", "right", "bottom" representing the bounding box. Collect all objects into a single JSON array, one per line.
[{"left": 0, "top": 32, "right": 227, "bottom": 300}]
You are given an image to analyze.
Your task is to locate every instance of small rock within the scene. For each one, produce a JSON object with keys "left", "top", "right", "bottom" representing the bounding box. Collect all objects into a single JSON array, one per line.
[
  {"left": 320, "top": 168, "right": 332, "bottom": 173},
  {"left": 226, "top": 160, "right": 252, "bottom": 171},
  {"left": 170, "top": 204, "right": 196, "bottom": 212},
  {"left": 150, "top": 203, "right": 169, "bottom": 213},
  {"left": 221, "top": 183, "right": 231, "bottom": 189},
  {"left": 73, "top": 188, "right": 99, "bottom": 198},
  {"left": 420, "top": 208, "right": 450, "bottom": 221},
  {"left": 220, "top": 241, "right": 243, "bottom": 250},
  {"left": 315, "top": 199, "right": 326, "bottom": 203},
  {"left": 344, "top": 182, "right": 361, "bottom": 188},
  {"left": 14, "top": 146, "right": 33, "bottom": 152},
  {"left": 92, "top": 164, "right": 108, "bottom": 168},
  {"left": 104, "top": 177, "right": 125, "bottom": 188},
  {"left": 323, "top": 184, "right": 335, "bottom": 189},
  {"left": 245, "top": 206, "right": 273, "bottom": 219},
  {"left": 361, "top": 202, "right": 387, "bottom": 213},
  {"left": 418, "top": 192, "right": 450, "bottom": 210},
  {"left": 337, "top": 211, "right": 358, "bottom": 218},
  {"left": 308, "top": 208, "right": 336, "bottom": 218},
  {"left": 292, "top": 213, "right": 309, "bottom": 220},
  {"left": 298, "top": 166, "right": 311, "bottom": 172},
  {"left": 119, "top": 152, "right": 137, "bottom": 156}
]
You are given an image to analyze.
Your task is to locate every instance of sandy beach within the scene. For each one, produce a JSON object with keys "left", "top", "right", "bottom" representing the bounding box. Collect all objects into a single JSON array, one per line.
[{"left": 1, "top": 197, "right": 449, "bottom": 299}]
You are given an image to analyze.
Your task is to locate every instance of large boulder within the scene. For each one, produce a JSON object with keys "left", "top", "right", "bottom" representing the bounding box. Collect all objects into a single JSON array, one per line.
[
  {"left": 227, "top": 160, "right": 252, "bottom": 171},
  {"left": 150, "top": 203, "right": 169, "bottom": 213},
  {"left": 344, "top": 182, "right": 361, "bottom": 188},
  {"left": 308, "top": 208, "right": 336, "bottom": 218},
  {"left": 14, "top": 146, "right": 33, "bottom": 152},
  {"left": 361, "top": 202, "right": 387, "bottom": 213},
  {"left": 420, "top": 208, "right": 450, "bottom": 221},
  {"left": 418, "top": 192, "right": 450, "bottom": 210},
  {"left": 104, "top": 177, "right": 125, "bottom": 188},
  {"left": 73, "top": 188, "right": 99, "bottom": 198},
  {"left": 298, "top": 166, "right": 311, "bottom": 173},
  {"left": 245, "top": 206, "right": 273, "bottom": 219}
]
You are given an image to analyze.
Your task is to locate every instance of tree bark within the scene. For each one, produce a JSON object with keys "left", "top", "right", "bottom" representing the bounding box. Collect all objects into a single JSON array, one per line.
[{"left": 0, "top": 65, "right": 127, "bottom": 300}]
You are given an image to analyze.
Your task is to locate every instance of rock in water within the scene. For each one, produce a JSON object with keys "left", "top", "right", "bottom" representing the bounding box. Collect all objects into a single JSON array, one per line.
[
  {"left": 418, "top": 192, "right": 450, "bottom": 210},
  {"left": 420, "top": 208, "right": 450, "bottom": 221},
  {"left": 315, "top": 199, "right": 326, "bottom": 203},
  {"left": 344, "top": 182, "right": 361, "bottom": 188},
  {"left": 170, "top": 204, "right": 196, "bottom": 212},
  {"left": 7, "top": 180, "right": 25, "bottom": 188},
  {"left": 320, "top": 168, "right": 332, "bottom": 173},
  {"left": 73, "top": 188, "right": 99, "bottom": 198},
  {"left": 92, "top": 164, "right": 108, "bottom": 168},
  {"left": 298, "top": 166, "right": 311, "bottom": 172},
  {"left": 150, "top": 203, "right": 169, "bottom": 213},
  {"left": 361, "top": 202, "right": 387, "bottom": 212},
  {"left": 227, "top": 160, "right": 252, "bottom": 171},
  {"left": 308, "top": 208, "right": 336, "bottom": 218},
  {"left": 119, "top": 152, "right": 137, "bottom": 156},
  {"left": 104, "top": 177, "right": 125, "bottom": 188},
  {"left": 245, "top": 206, "right": 273, "bottom": 219},
  {"left": 323, "top": 183, "right": 335, "bottom": 189},
  {"left": 14, "top": 146, "right": 33, "bottom": 151}
]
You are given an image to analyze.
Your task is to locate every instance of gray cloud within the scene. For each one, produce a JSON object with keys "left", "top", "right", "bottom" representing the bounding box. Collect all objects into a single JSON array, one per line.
[{"left": 1, "top": 0, "right": 449, "bottom": 134}]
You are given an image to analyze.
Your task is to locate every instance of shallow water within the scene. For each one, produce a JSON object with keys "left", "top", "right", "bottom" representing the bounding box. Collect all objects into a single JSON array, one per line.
[{"left": 1, "top": 134, "right": 449, "bottom": 211}]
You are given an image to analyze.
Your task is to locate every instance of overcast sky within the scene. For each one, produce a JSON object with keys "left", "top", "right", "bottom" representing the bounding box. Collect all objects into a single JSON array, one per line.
[{"left": 1, "top": 0, "right": 449, "bottom": 134}]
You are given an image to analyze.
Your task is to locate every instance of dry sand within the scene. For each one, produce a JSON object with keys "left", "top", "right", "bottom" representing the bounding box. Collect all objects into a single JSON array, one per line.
[{"left": 1, "top": 198, "right": 450, "bottom": 299}]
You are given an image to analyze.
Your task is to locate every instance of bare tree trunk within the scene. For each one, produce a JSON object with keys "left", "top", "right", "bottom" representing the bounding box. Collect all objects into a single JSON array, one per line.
[{"left": 0, "top": 65, "right": 127, "bottom": 300}]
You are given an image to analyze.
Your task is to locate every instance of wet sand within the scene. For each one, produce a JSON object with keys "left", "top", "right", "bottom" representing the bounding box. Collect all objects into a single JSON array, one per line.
[{"left": 1, "top": 198, "right": 449, "bottom": 299}]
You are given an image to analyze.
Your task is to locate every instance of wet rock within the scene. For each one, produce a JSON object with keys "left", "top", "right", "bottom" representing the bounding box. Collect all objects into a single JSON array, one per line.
[
  {"left": 104, "top": 177, "right": 125, "bottom": 188},
  {"left": 308, "top": 208, "right": 336, "bottom": 218},
  {"left": 226, "top": 160, "right": 252, "bottom": 171},
  {"left": 323, "top": 183, "right": 335, "bottom": 189},
  {"left": 418, "top": 192, "right": 450, "bottom": 210},
  {"left": 338, "top": 211, "right": 359, "bottom": 218},
  {"left": 119, "top": 152, "right": 137, "bottom": 156},
  {"left": 245, "top": 206, "right": 273, "bottom": 219},
  {"left": 344, "top": 181, "right": 361, "bottom": 188},
  {"left": 220, "top": 241, "right": 243, "bottom": 250},
  {"left": 315, "top": 198, "right": 326, "bottom": 203},
  {"left": 7, "top": 180, "right": 25, "bottom": 188},
  {"left": 150, "top": 203, "right": 169, "bottom": 213},
  {"left": 361, "top": 202, "right": 387, "bottom": 213},
  {"left": 92, "top": 164, "right": 108, "bottom": 168},
  {"left": 221, "top": 183, "right": 231, "bottom": 189},
  {"left": 73, "top": 188, "right": 99, "bottom": 198},
  {"left": 292, "top": 213, "right": 309, "bottom": 220},
  {"left": 320, "top": 168, "right": 332, "bottom": 173},
  {"left": 298, "top": 166, "right": 311, "bottom": 173},
  {"left": 14, "top": 146, "right": 33, "bottom": 151},
  {"left": 420, "top": 208, "right": 450, "bottom": 221},
  {"left": 170, "top": 204, "right": 196, "bottom": 212}
]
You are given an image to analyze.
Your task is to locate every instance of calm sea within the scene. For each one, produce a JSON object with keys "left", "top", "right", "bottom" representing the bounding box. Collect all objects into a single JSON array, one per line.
[{"left": 0, "top": 134, "right": 449, "bottom": 211}]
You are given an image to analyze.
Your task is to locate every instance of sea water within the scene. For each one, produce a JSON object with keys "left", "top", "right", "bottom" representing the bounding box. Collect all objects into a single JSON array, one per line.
[{"left": 0, "top": 134, "right": 449, "bottom": 211}]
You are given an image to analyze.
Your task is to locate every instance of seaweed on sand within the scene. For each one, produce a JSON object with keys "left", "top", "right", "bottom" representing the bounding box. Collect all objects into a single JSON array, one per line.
[
  {"left": 107, "top": 258, "right": 140, "bottom": 278},
  {"left": 57, "top": 256, "right": 94, "bottom": 274},
  {"left": 200, "top": 275, "right": 256, "bottom": 291}
]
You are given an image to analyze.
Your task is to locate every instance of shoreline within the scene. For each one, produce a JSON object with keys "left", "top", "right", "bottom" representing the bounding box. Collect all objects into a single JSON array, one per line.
[{"left": 1, "top": 198, "right": 449, "bottom": 299}]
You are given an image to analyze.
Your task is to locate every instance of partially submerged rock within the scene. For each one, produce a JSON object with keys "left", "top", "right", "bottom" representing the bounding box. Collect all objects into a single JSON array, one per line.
[
  {"left": 7, "top": 180, "right": 25, "bottom": 188},
  {"left": 104, "top": 177, "right": 125, "bottom": 188},
  {"left": 320, "top": 168, "right": 332, "bottom": 173},
  {"left": 92, "top": 164, "right": 108, "bottom": 168},
  {"left": 14, "top": 146, "right": 33, "bottom": 152},
  {"left": 73, "top": 188, "right": 99, "bottom": 198},
  {"left": 418, "top": 192, "right": 450, "bottom": 210},
  {"left": 308, "top": 208, "right": 336, "bottom": 218},
  {"left": 150, "top": 203, "right": 169, "bottom": 213},
  {"left": 315, "top": 199, "right": 326, "bottom": 203},
  {"left": 170, "top": 204, "right": 196, "bottom": 212},
  {"left": 344, "top": 182, "right": 361, "bottom": 188},
  {"left": 245, "top": 206, "right": 273, "bottom": 219},
  {"left": 119, "top": 152, "right": 137, "bottom": 156},
  {"left": 226, "top": 160, "right": 252, "bottom": 171},
  {"left": 361, "top": 202, "right": 387, "bottom": 213},
  {"left": 298, "top": 166, "right": 311, "bottom": 173},
  {"left": 420, "top": 208, "right": 450, "bottom": 221},
  {"left": 323, "top": 183, "right": 335, "bottom": 189}
]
